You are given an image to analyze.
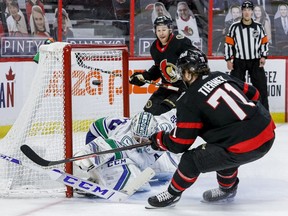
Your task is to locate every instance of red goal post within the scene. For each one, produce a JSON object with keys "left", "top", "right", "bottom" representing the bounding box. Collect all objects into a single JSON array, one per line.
[
  {"left": 63, "top": 44, "right": 129, "bottom": 197},
  {"left": 0, "top": 42, "right": 129, "bottom": 197}
]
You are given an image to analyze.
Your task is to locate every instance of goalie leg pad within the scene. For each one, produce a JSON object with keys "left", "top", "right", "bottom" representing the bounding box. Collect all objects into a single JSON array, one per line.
[{"left": 95, "top": 158, "right": 151, "bottom": 192}]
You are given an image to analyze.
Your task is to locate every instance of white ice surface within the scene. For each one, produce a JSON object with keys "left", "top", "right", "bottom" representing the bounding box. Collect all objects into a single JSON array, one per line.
[{"left": 1, "top": 124, "right": 287, "bottom": 216}]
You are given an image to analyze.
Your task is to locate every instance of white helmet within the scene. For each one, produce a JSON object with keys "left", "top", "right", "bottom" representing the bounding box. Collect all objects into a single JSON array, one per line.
[{"left": 131, "top": 112, "right": 158, "bottom": 138}]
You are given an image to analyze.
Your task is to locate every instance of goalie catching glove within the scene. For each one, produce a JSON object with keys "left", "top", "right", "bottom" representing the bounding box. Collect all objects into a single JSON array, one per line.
[
  {"left": 150, "top": 131, "right": 168, "bottom": 151},
  {"left": 129, "top": 72, "right": 146, "bottom": 86}
]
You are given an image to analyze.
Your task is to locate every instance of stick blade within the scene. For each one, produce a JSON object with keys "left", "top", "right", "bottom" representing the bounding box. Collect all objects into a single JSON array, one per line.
[{"left": 20, "top": 145, "right": 50, "bottom": 166}]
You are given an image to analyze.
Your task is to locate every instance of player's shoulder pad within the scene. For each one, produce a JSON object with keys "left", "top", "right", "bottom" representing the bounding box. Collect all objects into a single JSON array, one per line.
[{"left": 175, "top": 34, "right": 185, "bottom": 39}]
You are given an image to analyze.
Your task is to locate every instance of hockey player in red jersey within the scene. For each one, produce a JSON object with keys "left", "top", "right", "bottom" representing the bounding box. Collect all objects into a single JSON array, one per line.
[
  {"left": 146, "top": 49, "right": 275, "bottom": 208},
  {"left": 129, "top": 15, "right": 197, "bottom": 115}
]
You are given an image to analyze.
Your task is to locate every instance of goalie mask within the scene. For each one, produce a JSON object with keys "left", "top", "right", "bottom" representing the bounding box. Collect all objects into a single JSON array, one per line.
[
  {"left": 176, "top": 49, "right": 210, "bottom": 77},
  {"left": 131, "top": 112, "right": 158, "bottom": 138}
]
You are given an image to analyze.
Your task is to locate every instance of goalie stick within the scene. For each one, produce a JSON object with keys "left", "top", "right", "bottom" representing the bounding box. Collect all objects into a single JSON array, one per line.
[
  {"left": 143, "top": 80, "right": 179, "bottom": 92},
  {"left": 0, "top": 152, "right": 155, "bottom": 201},
  {"left": 21, "top": 142, "right": 150, "bottom": 167}
]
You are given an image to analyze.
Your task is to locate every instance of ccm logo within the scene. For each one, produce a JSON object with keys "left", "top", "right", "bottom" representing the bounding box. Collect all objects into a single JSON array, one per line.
[
  {"left": 63, "top": 175, "right": 111, "bottom": 195},
  {"left": 107, "top": 158, "right": 127, "bottom": 167}
]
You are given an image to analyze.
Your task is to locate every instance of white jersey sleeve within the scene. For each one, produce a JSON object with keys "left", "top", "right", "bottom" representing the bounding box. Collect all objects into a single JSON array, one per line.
[{"left": 155, "top": 108, "right": 177, "bottom": 132}]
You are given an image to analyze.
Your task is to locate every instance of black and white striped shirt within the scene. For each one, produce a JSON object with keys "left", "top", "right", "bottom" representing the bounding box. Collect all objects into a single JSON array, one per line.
[{"left": 224, "top": 19, "right": 269, "bottom": 61}]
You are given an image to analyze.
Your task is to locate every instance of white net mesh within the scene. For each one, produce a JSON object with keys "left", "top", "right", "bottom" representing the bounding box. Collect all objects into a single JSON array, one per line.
[{"left": 0, "top": 42, "right": 127, "bottom": 197}]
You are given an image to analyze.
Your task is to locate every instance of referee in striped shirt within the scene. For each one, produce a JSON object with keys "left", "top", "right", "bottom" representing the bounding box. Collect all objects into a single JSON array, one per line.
[{"left": 225, "top": 0, "right": 269, "bottom": 110}]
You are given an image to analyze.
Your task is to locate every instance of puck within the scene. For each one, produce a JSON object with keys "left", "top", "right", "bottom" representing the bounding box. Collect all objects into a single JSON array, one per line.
[{"left": 92, "top": 80, "right": 101, "bottom": 85}]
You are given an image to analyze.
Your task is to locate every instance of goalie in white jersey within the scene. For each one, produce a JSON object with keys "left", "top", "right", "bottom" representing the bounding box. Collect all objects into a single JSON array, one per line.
[{"left": 74, "top": 109, "right": 178, "bottom": 194}]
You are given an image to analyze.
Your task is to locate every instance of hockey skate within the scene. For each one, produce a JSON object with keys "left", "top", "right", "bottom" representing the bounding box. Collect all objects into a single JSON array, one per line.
[
  {"left": 202, "top": 178, "right": 239, "bottom": 203},
  {"left": 146, "top": 191, "right": 181, "bottom": 209}
]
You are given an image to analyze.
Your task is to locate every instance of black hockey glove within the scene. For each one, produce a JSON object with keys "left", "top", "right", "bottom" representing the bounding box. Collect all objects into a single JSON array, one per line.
[
  {"left": 150, "top": 131, "right": 167, "bottom": 151},
  {"left": 129, "top": 72, "right": 146, "bottom": 86}
]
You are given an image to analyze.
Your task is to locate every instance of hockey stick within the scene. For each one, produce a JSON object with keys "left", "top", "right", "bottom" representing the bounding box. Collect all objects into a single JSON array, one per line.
[
  {"left": 20, "top": 142, "right": 150, "bottom": 167},
  {"left": 0, "top": 152, "right": 128, "bottom": 201},
  {"left": 143, "top": 80, "right": 179, "bottom": 92}
]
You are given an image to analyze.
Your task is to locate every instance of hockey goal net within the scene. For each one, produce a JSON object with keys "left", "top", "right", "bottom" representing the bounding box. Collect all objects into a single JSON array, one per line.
[{"left": 0, "top": 42, "right": 129, "bottom": 197}]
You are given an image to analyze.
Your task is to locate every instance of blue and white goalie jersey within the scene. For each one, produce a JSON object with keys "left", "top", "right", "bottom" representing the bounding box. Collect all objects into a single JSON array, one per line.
[{"left": 80, "top": 109, "right": 178, "bottom": 190}]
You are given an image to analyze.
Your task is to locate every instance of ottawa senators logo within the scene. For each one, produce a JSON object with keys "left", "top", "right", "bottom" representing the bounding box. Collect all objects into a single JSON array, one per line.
[
  {"left": 160, "top": 59, "right": 179, "bottom": 83},
  {"left": 182, "top": 26, "right": 193, "bottom": 36}
]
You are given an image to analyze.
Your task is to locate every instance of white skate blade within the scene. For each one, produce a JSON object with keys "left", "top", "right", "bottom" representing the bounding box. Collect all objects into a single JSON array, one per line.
[{"left": 145, "top": 203, "right": 176, "bottom": 209}]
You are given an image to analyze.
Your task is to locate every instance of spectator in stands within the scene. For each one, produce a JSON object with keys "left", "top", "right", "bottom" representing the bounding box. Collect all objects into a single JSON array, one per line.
[
  {"left": 4, "top": 0, "right": 25, "bottom": 18},
  {"left": 151, "top": 2, "right": 171, "bottom": 25},
  {"left": 53, "top": 8, "right": 73, "bottom": 41},
  {"left": 253, "top": 5, "right": 272, "bottom": 43},
  {"left": 6, "top": 0, "right": 28, "bottom": 36},
  {"left": 30, "top": 5, "right": 50, "bottom": 37},
  {"left": 250, "top": 0, "right": 273, "bottom": 15},
  {"left": 175, "top": 1, "right": 200, "bottom": 43},
  {"left": 26, "top": 0, "right": 45, "bottom": 23},
  {"left": 274, "top": 4, "right": 288, "bottom": 52},
  {"left": 223, "top": 5, "right": 241, "bottom": 36}
]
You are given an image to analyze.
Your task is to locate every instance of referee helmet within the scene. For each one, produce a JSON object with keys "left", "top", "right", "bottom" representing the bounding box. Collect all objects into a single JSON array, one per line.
[{"left": 241, "top": 1, "right": 254, "bottom": 10}]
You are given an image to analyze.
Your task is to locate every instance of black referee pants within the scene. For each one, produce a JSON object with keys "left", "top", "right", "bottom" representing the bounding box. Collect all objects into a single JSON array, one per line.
[{"left": 230, "top": 58, "right": 269, "bottom": 111}]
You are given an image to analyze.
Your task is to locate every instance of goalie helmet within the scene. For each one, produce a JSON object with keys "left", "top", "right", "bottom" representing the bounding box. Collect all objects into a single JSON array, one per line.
[
  {"left": 176, "top": 49, "right": 210, "bottom": 77},
  {"left": 131, "top": 112, "right": 158, "bottom": 138},
  {"left": 153, "top": 15, "right": 173, "bottom": 31}
]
